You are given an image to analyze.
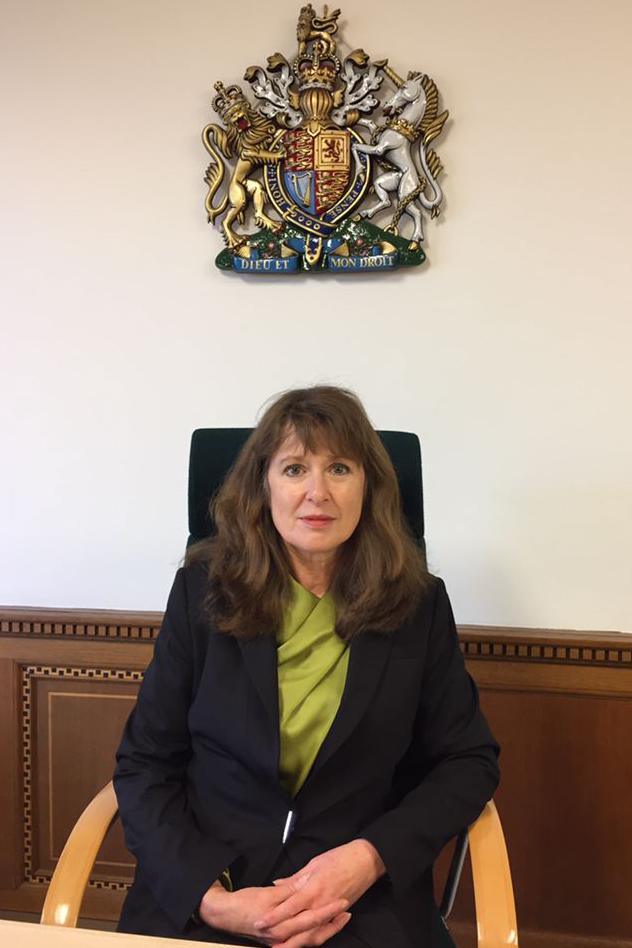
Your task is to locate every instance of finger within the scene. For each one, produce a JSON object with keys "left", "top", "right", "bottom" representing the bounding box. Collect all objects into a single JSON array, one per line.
[
  {"left": 309, "top": 912, "right": 352, "bottom": 945},
  {"left": 272, "top": 912, "right": 351, "bottom": 948},
  {"left": 272, "top": 918, "right": 347, "bottom": 948},
  {"left": 261, "top": 899, "right": 349, "bottom": 942},
  {"left": 267, "top": 882, "right": 295, "bottom": 902},
  {"left": 273, "top": 871, "right": 311, "bottom": 890},
  {"left": 255, "top": 896, "right": 338, "bottom": 941},
  {"left": 255, "top": 888, "right": 313, "bottom": 929}
]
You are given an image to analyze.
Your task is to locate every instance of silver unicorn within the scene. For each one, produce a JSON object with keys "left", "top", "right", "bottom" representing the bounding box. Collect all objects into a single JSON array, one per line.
[{"left": 352, "top": 65, "right": 449, "bottom": 245}]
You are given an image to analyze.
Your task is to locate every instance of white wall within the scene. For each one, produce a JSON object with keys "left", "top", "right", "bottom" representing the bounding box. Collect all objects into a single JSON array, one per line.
[{"left": 2, "top": 0, "right": 631, "bottom": 630}]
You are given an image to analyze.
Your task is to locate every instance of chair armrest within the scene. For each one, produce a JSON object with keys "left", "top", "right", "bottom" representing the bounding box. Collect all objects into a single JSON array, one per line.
[
  {"left": 40, "top": 781, "right": 119, "bottom": 927},
  {"left": 43, "top": 783, "right": 518, "bottom": 942},
  {"left": 468, "top": 799, "right": 519, "bottom": 947}
]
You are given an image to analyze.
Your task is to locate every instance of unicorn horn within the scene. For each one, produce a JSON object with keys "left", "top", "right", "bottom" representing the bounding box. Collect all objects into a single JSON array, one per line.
[{"left": 374, "top": 59, "right": 404, "bottom": 88}]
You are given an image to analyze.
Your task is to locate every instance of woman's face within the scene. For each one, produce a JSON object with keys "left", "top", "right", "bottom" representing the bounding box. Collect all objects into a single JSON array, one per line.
[{"left": 266, "top": 431, "right": 365, "bottom": 566}]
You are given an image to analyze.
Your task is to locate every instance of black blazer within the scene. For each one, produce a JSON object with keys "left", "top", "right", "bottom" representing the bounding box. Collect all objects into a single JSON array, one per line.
[{"left": 114, "top": 564, "right": 499, "bottom": 946}]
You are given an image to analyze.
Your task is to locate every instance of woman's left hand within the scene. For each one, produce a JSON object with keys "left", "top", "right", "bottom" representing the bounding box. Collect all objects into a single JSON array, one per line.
[{"left": 254, "top": 839, "right": 386, "bottom": 948}]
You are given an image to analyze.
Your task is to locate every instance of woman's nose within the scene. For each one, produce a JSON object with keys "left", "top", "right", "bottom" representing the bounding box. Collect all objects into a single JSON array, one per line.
[{"left": 305, "top": 472, "right": 329, "bottom": 503}]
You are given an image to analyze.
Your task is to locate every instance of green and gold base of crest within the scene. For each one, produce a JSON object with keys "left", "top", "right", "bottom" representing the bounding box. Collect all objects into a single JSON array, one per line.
[{"left": 215, "top": 220, "right": 426, "bottom": 274}]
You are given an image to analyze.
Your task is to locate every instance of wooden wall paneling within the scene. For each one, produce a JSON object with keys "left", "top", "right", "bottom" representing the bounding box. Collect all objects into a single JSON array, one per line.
[
  {"left": 480, "top": 688, "right": 632, "bottom": 940},
  {"left": 0, "top": 617, "right": 157, "bottom": 919},
  {"left": 2, "top": 608, "right": 632, "bottom": 947},
  {"left": 0, "top": 638, "right": 156, "bottom": 674},
  {"left": 27, "top": 668, "right": 140, "bottom": 882},
  {"left": 451, "top": 628, "right": 632, "bottom": 947},
  {"left": 0, "top": 657, "right": 23, "bottom": 890}
]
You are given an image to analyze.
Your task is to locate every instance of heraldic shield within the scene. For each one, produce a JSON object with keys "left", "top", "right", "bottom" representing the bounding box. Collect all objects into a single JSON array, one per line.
[
  {"left": 264, "top": 127, "right": 371, "bottom": 266},
  {"left": 202, "top": 5, "right": 450, "bottom": 273},
  {"left": 266, "top": 128, "right": 368, "bottom": 230}
]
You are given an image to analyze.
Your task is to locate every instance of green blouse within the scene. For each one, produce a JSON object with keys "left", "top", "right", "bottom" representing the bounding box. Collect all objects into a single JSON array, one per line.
[
  {"left": 277, "top": 577, "right": 349, "bottom": 797},
  {"left": 214, "top": 579, "right": 349, "bottom": 894}
]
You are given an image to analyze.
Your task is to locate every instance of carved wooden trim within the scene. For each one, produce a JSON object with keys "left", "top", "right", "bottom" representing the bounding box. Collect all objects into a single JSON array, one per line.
[
  {"left": 458, "top": 626, "right": 632, "bottom": 668},
  {"left": 2, "top": 606, "right": 630, "bottom": 665},
  {"left": 2, "top": 609, "right": 162, "bottom": 641},
  {"left": 21, "top": 665, "right": 143, "bottom": 892}
]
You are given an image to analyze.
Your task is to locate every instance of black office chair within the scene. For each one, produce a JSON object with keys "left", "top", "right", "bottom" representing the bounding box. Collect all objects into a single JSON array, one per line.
[
  {"left": 42, "top": 429, "right": 517, "bottom": 947},
  {"left": 187, "top": 427, "right": 425, "bottom": 548}
]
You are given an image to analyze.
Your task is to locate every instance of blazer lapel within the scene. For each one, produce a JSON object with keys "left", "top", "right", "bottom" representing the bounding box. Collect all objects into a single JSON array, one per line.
[
  {"left": 237, "top": 635, "right": 281, "bottom": 776},
  {"left": 237, "top": 629, "right": 392, "bottom": 793},
  {"left": 303, "top": 631, "right": 393, "bottom": 784}
]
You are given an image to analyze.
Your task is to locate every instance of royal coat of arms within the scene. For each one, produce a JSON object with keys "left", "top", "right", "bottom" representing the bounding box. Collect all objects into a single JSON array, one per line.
[{"left": 202, "top": 4, "right": 449, "bottom": 274}]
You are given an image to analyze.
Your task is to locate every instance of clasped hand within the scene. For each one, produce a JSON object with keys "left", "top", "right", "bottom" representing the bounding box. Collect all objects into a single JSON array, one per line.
[{"left": 199, "top": 839, "right": 385, "bottom": 948}]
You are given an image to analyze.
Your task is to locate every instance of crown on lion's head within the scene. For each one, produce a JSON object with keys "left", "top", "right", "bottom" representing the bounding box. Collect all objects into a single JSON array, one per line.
[
  {"left": 211, "top": 80, "right": 276, "bottom": 151},
  {"left": 212, "top": 82, "right": 252, "bottom": 126}
]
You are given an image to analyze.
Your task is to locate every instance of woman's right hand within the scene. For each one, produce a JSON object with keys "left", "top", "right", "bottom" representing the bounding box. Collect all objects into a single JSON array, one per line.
[{"left": 198, "top": 879, "right": 351, "bottom": 946}]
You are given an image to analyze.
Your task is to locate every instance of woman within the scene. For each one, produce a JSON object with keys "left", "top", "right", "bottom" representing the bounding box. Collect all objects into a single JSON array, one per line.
[{"left": 114, "top": 386, "right": 499, "bottom": 948}]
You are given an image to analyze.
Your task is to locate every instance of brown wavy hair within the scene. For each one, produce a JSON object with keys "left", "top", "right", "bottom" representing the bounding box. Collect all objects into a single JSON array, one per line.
[{"left": 186, "top": 386, "right": 429, "bottom": 639}]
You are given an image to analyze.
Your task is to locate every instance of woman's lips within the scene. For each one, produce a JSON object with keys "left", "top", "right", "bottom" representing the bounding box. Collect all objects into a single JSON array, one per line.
[{"left": 300, "top": 516, "right": 334, "bottom": 528}]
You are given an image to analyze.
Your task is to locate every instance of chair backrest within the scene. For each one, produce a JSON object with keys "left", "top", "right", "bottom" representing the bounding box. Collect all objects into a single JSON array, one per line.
[{"left": 187, "top": 428, "right": 425, "bottom": 549}]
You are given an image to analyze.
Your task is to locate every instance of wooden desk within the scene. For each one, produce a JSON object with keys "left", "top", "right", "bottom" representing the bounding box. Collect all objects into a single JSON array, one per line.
[{"left": 0, "top": 920, "right": 237, "bottom": 948}]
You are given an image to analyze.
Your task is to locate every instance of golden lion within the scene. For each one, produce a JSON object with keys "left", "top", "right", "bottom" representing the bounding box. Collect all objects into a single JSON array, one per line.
[
  {"left": 202, "top": 85, "right": 284, "bottom": 249},
  {"left": 296, "top": 4, "right": 341, "bottom": 59}
]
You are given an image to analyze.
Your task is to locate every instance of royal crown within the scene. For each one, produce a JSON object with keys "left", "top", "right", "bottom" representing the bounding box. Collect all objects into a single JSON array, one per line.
[
  {"left": 212, "top": 81, "right": 250, "bottom": 121},
  {"left": 293, "top": 53, "right": 341, "bottom": 91},
  {"left": 293, "top": 3, "right": 341, "bottom": 91}
]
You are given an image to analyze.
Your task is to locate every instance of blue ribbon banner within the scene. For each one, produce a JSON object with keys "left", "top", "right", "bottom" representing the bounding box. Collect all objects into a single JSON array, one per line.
[
  {"left": 232, "top": 255, "right": 300, "bottom": 273},
  {"left": 327, "top": 252, "right": 398, "bottom": 271}
]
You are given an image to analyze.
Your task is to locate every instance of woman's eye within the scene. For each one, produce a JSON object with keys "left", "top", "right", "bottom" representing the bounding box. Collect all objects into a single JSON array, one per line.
[
  {"left": 330, "top": 462, "right": 351, "bottom": 475},
  {"left": 283, "top": 464, "right": 304, "bottom": 476}
]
